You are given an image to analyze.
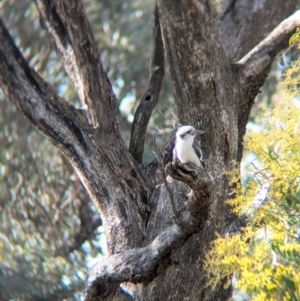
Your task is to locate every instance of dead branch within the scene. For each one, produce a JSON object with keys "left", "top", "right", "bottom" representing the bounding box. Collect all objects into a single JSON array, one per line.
[{"left": 129, "top": 3, "right": 165, "bottom": 163}]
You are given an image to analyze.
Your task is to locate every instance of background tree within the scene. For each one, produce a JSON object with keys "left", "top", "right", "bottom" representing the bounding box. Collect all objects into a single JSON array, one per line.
[{"left": 0, "top": 1, "right": 299, "bottom": 301}]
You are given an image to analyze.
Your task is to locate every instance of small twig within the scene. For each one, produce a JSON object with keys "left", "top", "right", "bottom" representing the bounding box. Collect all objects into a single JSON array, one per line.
[
  {"left": 154, "top": 126, "right": 173, "bottom": 135},
  {"left": 129, "top": 3, "right": 165, "bottom": 163},
  {"left": 250, "top": 161, "right": 273, "bottom": 185}
]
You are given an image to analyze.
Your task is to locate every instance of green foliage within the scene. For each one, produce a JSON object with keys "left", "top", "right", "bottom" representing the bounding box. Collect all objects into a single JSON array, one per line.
[{"left": 205, "top": 48, "right": 300, "bottom": 301}]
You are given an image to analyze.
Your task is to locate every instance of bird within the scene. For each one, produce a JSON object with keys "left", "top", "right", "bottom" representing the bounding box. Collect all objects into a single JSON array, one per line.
[{"left": 174, "top": 125, "right": 205, "bottom": 169}]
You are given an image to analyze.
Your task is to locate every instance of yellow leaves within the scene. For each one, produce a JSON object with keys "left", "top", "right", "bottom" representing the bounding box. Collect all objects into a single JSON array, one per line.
[
  {"left": 244, "top": 101, "right": 300, "bottom": 212},
  {"left": 205, "top": 44, "right": 300, "bottom": 299},
  {"left": 205, "top": 232, "right": 243, "bottom": 288},
  {"left": 245, "top": 102, "right": 300, "bottom": 164},
  {"left": 289, "top": 27, "right": 300, "bottom": 46},
  {"left": 206, "top": 226, "right": 300, "bottom": 300},
  {"left": 281, "top": 59, "right": 300, "bottom": 99}
]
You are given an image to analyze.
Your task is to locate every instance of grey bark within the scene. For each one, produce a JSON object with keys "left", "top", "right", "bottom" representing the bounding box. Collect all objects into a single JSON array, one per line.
[
  {"left": 129, "top": 3, "right": 165, "bottom": 164},
  {"left": 0, "top": 0, "right": 299, "bottom": 300}
]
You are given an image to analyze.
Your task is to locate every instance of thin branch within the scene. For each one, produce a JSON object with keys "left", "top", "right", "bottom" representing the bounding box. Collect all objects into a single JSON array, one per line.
[
  {"left": 55, "top": 181, "right": 102, "bottom": 257},
  {"left": 236, "top": 10, "right": 300, "bottom": 79},
  {"left": 35, "top": 0, "right": 117, "bottom": 132},
  {"left": 129, "top": 3, "right": 165, "bottom": 163}
]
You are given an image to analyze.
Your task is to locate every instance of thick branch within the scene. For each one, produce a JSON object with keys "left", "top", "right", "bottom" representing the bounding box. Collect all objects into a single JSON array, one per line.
[
  {"left": 0, "top": 18, "right": 89, "bottom": 151},
  {"left": 129, "top": 3, "right": 165, "bottom": 163},
  {"left": 217, "top": 0, "right": 298, "bottom": 61},
  {"left": 85, "top": 224, "right": 183, "bottom": 300},
  {"left": 35, "top": 0, "right": 117, "bottom": 133},
  {"left": 85, "top": 169, "right": 212, "bottom": 300},
  {"left": 237, "top": 10, "right": 300, "bottom": 79},
  {"left": 0, "top": 17, "right": 153, "bottom": 256}
]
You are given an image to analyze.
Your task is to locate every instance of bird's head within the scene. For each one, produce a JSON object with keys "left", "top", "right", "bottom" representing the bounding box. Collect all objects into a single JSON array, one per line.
[{"left": 176, "top": 125, "right": 204, "bottom": 144}]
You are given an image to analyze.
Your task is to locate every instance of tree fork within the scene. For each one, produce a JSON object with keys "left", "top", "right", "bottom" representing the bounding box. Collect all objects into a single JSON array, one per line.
[{"left": 0, "top": 1, "right": 300, "bottom": 300}]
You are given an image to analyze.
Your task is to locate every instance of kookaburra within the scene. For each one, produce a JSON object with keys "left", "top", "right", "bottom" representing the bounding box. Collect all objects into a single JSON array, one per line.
[{"left": 174, "top": 125, "right": 205, "bottom": 169}]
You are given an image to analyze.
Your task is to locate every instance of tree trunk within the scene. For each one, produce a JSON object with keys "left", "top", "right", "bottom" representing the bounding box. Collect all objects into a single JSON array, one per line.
[{"left": 0, "top": 1, "right": 299, "bottom": 300}]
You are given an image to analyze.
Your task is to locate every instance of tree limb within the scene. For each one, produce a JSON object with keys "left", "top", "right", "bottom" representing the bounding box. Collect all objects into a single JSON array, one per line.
[
  {"left": 85, "top": 168, "right": 212, "bottom": 300},
  {"left": 129, "top": 3, "right": 165, "bottom": 163},
  {"left": 0, "top": 15, "right": 153, "bottom": 256},
  {"left": 0, "top": 18, "right": 89, "bottom": 152},
  {"left": 217, "top": 0, "right": 298, "bottom": 61},
  {"left": 85, "top": 224, "right": 183, "bottom": 300},
  {"left": 236, "top": 10, "right": 300, "bottom": 79},
  {"left": 35, "top": 0, "right": 117, "bottom": 134}
]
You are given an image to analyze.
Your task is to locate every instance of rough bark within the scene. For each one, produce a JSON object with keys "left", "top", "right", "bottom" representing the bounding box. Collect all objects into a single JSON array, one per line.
[
  {"left": 216, "top": 0, "right": 299, "bottom": 61},
  {"left": 0, "top": 0, "right": 299, "bottom": 300},
  {"left": 0, "top": 13, "right": 152, "bottom": 255},
  {"left": 129, "top": 3, "right": 165, "bottom": 163}
]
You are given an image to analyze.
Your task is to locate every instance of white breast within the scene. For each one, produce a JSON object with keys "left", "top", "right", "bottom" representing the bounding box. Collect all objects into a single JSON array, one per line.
[{"left": 175, "top": 141, "right": 201, "bottom": 167}]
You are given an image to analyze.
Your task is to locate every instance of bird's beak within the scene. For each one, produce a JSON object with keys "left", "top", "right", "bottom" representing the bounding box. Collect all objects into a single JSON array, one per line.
[{"left": 193, "top": 129, "right": 205, "bottom": 135}]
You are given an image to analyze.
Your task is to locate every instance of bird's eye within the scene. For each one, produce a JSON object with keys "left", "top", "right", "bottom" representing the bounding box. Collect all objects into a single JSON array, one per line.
[{"left": 187, "top": 130, "right": 191, "bottom": 134}]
